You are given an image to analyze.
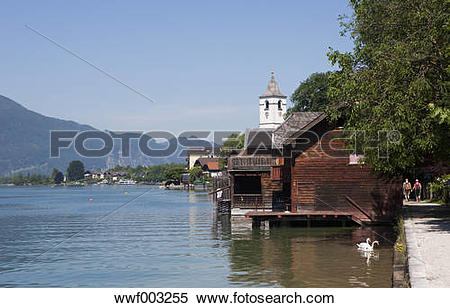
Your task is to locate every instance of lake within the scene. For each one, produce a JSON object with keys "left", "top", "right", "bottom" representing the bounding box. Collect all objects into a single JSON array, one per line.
[{"left": 0, "top": 185, "right": 394, "bottom": 287}]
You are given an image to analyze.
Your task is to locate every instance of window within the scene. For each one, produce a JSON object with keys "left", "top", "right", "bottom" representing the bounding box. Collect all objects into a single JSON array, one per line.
[
  {"left": 234, "top": 176, "right": 261, "bottom": 194},
  {"left": 278, "top": 100, "right": 282, "bottom": 110},
  {"left": 271, "top": 166, "right": 282, "bottom": 180},
  {"left": 349, "top": 154, "right": 365, "bottom": 165},
  {"left": 265, "top": 100, "right": 269, "bottom": 110}
]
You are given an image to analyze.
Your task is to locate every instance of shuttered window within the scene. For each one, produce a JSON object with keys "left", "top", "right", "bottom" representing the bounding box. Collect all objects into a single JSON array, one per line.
[{"left": 271, "top": 166, "right": 282, "bottom": 180}]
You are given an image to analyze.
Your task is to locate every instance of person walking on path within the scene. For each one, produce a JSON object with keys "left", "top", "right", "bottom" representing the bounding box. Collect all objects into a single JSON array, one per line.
[
  {"left": 403, "top": 179, "right": 412, "bottom": 201},
  {"left": 413, "top": 179, "right": 422, "bottom": 203}
]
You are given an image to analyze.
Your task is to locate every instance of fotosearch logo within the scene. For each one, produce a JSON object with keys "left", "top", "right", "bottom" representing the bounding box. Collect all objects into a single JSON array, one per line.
[
  {"left": 49, "top": 129, "right": 401, "bottom": 159},
  {"left": 50, "top": 130, "right": 240, "bottom": 158}
]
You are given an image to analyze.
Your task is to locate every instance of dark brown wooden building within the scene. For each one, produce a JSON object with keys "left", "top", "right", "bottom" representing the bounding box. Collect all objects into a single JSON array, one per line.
[{"left": 226, "top": 112, "right": 402, "bottom": 225}]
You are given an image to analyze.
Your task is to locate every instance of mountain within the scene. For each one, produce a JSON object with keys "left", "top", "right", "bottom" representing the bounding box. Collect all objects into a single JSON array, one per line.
[
  {"left": 106, "top": 138, "right": 185, "bottom": 169},
  {"left": 0, "top": 95, "right": 107, "bottom": 176},
  {"left": 0, "top": 95, "right": 184, "bottom": 177}
]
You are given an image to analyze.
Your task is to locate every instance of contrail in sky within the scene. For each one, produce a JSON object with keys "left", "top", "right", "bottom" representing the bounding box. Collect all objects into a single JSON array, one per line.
[{"left": 25, "top": 24, "right": 155, "bottom": 104}]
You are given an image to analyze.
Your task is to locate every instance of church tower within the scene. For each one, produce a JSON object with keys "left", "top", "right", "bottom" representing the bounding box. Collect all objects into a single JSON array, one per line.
[{"left": 259, "top": 72, "right": 287, "bottom": 129}]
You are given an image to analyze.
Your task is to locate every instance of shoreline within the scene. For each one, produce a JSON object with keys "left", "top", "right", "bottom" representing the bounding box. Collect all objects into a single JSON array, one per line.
[{"left": 392, "top": 215, "right": 409, "bottom": 287}]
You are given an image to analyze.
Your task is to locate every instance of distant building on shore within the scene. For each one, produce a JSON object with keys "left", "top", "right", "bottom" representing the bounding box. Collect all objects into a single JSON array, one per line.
[
  {"left": 186, "top": 147, "right": 218, "bottom": 169},
  {"left": 194, "top": 157, "right": 220, "bottom": 178}
]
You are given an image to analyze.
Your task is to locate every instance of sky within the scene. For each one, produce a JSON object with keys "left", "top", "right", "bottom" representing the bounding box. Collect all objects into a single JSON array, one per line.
[{"left": 0, "top": 0, "right": 354, "bottom": 134}]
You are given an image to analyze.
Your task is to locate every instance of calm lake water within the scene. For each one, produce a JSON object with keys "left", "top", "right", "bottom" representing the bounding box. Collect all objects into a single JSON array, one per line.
[{"left": 0, "top": 185, "right": 394, "bottom": 287}]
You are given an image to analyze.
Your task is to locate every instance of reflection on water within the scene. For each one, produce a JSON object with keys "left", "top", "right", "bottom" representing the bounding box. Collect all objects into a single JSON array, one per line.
[
  {"left": 0, "top": 186, "right": 393, "bottom": 287},
  {"left": 224, "top": 225, "right": 394, "bottom": 287},
  {"left": 359, "top": 250, "right": 380, "bottom": 266}
]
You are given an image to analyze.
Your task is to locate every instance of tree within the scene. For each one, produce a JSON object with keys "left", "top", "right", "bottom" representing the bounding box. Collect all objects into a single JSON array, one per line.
[
  {"left": 51, "top": 168, "right": 64, "bottom": 184},
  {"left": 220, "top": 133, "right": 245, "bottom": 157},
  {"left": 163, "top": 165, "right": 185, "bottom": 181},
  {"left": 67, "top": 160, "right": 85, "bottom": 181},
  {"left": 12, "top": 173, "right": 25, "bottom": 186},
  {"left": 144, "top": 164, "right": 165, "bottom": 182},
  {"left": 141, "top": 163, "right": 186, "bottom": 182},
  {"left": 51, "top": 168, "right": 59, "bottom": 180},
  {"left": 54, "top": 171, "right": 64, "bottom": 184},
  {"left": 189, "top": 166, "right": 203, "bottom": 181},
  {"left": 327, "top": 0, "right": 449, "bottom": 175},
  {"left": 287, "top": 71, "right": 332, "bottom": 116}
]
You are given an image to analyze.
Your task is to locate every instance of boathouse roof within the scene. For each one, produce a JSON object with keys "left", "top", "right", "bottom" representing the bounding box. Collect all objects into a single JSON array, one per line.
[
  {"left": 272, "top": 112, "right": 325, "bottom": 148},
  {"left": 244, "top": 128, "right": 274, "bottom": 151},
  {"left": 241, "top": 112, "right": 326, "bottom": 153}
]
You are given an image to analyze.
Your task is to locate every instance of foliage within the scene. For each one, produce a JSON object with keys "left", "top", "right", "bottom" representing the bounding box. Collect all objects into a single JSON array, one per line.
[
  {"left": 394, "top": 216, "right": 406, "bottom": 255},
  {"left": 327, "top": 0, "right": 450, "bottom": 175},
  {"left": 54, "top": 171, "right": 64, "bottom": 184},
  {"left": 286, "top": 71, "right": 332, "bottom": 117},
  {"left": 67, "top": 160, "right": 85, "bottom": 181},
  {"left": 429, "top": 174, "right": 450, "bottom": 205},
  {"left": 143, "top": 163, "right": 186, "bottom": 182},
  {"left": 220, "top": 133, "right": 245, "bottom": 157},
  {"left": 51, "top": 168, "right": 59, "bottom": 180},
  {"left": 189, "top": 166, "right": 203, "bottom": 181},
  {"left": 0, "top": 162, "right": 188, "bottom": 185},
  {"left": 51, "top": 168, "right": 64, "bottom": 184},
  {"left": 162, "top": 165, "right": 185, "bottom": 181},
  {"left": 218, "top": 158, "right": 227, "bottom": 170},
  {"left": 0, "top": 173, "right": 50, "bottom": 185}
]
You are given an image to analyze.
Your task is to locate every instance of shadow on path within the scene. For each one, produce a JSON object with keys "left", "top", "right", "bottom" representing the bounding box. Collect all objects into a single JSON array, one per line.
[{"left": 406, "top": 203, "right": 450, "bottom": 233}]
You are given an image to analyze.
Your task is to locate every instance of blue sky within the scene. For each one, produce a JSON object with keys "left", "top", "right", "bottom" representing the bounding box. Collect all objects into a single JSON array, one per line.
[{"left": 1, "top": 0, "right": 353, "bottom": 134}]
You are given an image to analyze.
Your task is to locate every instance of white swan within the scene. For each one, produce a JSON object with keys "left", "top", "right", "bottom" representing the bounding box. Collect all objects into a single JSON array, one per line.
[
  {"left": 356, "top": 238, "right": 371, "bottom": 250},
  {"left": 357, "top": 238, "right": 379, "bottom": 251}
]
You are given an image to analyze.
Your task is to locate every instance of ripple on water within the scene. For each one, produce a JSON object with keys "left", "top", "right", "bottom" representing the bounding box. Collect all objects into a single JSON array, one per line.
[{"left": 0, "top": 186, "right": 393, "bottom": 287}]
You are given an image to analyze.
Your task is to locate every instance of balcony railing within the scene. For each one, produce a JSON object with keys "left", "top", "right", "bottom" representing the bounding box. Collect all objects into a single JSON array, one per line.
[
  {"left": 213, "top": 172, "right": 231, "bottom": 201},
  {"left": 232, "top": 194, "right": 264, "bottom": 210},
  {"left": 228, "top": 156, "right": 282, "bottom": 170}
]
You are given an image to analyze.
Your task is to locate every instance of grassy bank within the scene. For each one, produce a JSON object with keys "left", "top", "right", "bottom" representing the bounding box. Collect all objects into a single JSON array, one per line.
[{"left": 392, "top": 216, "right": 410, "bottom": 287}]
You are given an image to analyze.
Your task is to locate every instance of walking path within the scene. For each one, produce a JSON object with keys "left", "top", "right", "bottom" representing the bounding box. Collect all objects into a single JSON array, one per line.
[{"left": 404, "top": 201, "right": 450, "bottom": 287}]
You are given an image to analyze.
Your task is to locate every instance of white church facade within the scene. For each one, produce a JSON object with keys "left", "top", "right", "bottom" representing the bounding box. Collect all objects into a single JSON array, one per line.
[{"left": 258, "top": 72, "right": 287, "bottom": 129}]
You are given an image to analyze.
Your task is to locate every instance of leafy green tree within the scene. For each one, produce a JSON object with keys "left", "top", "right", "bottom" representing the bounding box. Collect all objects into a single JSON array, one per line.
[
  {"left": 163, "top": 165, "right": 185, "bottom": 181},
  {"left": 287, "top": 71, "right": 332, "bottom": 116},
  {"left": 133, "top": 165, "right": 146, "bottom": 178},
  {"left": 327, "top": 0, "right": 449, "bottom": 175},
  {"left": 141, "top": 163, "right": 186, "bottom": 182},
  {"left": 51, "top": 168, "right": 59, "bottom": 180},
  {"left": 54, "top": 171, "right": 64, "bottom": 184},
  {"left": 220, "top": 133, "right": 245, "bottom": 157},
  {"left": 0, "top": 172, "right": 50, "bottom": 185},
  {"left": 13, "top": 173, "right": 25, "bottom": 186},
  {"left": 144, "top": 165, "right": 165, "bottom": 182},
  {"left": 67, "top": 160, "right": 85, "bottom": 181},
  {"left": 189, "top": 166, "right": 203, "bottom": 181}
]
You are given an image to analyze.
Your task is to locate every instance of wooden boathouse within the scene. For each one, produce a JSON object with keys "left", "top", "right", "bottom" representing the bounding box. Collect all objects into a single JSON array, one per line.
[
  {"left": 219, "top": 112, "right": 402, "bottom": 227},
  {"left": 213, "top": 73, "right": 401, "bottom": 227}
]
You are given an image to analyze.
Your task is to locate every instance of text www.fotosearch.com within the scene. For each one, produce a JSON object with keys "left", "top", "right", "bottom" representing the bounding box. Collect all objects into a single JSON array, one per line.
[{"left": 113, "top": 291, "right": 335, "bottom": 304}]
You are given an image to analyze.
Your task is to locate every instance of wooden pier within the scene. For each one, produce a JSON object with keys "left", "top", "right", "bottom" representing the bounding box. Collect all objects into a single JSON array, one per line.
[{"left": 245, "top": 210, "right": 372, "bottom": 228}]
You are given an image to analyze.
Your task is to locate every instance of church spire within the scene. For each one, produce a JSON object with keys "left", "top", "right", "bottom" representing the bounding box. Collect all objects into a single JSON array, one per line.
[
  {"left": 260, "top": 71, "right": 286, "bottom": 98},
  {"left": 258, "top": 71, "right": 287, "bottom": 129}
]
